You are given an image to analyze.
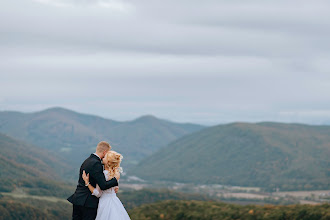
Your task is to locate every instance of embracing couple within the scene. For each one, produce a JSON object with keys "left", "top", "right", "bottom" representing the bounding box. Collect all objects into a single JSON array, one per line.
[{"left": 67, "top": 141, "right": 131, "bottom": 220}]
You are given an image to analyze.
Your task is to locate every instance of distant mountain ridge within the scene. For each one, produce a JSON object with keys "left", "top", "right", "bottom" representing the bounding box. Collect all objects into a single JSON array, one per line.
[
  {"left": 0, "top": 107, "right": 205, "bottom": 168},
  {"left": 131, "top": 122, "right": 330, "bottom": 191}
]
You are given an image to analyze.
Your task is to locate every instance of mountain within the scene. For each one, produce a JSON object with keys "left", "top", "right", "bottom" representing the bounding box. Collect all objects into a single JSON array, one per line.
[
  {"left": 131, "top": 122, "right": 330, "bottom": 191},
  {"left": 0, "top": 132, "right": 74, "bottom": 196},
  {"left": 0, "top": 107, "right": 205, "bottom": 168}
]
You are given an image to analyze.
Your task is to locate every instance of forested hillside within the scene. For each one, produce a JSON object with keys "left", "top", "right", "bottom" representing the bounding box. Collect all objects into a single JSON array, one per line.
[
  {"left": 132, "top": 122, "right": 330, "bottom": 191},
  {"left": 0, "top": 133, "right": 74, "bottom": 197}
]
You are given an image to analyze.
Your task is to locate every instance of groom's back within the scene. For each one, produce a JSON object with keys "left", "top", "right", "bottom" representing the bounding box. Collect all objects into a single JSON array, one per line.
[{"left": 67, "top": 154, "right": 100, "bottom": 208}]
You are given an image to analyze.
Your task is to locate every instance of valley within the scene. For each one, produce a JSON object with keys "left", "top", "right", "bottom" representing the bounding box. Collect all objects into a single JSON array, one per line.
[{"left": 0, "top": 107, "right": 329, "bottom": 219}]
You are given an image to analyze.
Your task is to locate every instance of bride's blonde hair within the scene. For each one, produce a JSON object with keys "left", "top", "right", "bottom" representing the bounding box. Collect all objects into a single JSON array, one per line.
[{"left": 104, "top": 150, "right": 123, "bottom": 179}]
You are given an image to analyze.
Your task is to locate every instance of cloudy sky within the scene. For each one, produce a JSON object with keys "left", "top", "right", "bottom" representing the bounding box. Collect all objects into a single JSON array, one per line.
[{"left": 1, "top": 0, "right": 330, "bottom": 125}]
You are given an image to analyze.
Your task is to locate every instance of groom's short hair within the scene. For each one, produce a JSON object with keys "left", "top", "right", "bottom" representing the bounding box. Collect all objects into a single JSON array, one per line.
[{"left": 96, "top": 141, "right": 111, "bottom": 153}]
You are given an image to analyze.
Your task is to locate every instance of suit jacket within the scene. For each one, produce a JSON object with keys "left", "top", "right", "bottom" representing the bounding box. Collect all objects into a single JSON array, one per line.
[{"left": 67, "top": 154, "right": 118, "bottom": 208}]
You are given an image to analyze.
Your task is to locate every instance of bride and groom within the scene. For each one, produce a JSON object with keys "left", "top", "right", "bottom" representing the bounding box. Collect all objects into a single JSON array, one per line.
[{"left": 67, "top": 141, "right": 131, "bottom": 220}]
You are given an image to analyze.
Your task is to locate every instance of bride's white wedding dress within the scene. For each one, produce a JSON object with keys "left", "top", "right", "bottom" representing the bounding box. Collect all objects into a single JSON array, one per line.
[{"left": 92, "top": 170, "right": 131, "bottom": 220}]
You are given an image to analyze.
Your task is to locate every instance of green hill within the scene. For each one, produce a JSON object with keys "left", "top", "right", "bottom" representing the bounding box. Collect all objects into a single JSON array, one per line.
[
  {"left": 131, "top": 122, "right": 330, "bottom": 191},
  {"left": 0, "top": 133, "right": 74, "bottom": 197},
  {"left": 129, "top": 200, "right": 330, "bottom": 220},
  {"left": 0, "top": 107, "right": 204, "bottom": 168}
]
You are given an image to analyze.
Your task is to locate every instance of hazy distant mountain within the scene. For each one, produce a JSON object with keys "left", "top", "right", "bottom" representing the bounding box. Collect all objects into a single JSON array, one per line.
[
  {"left": 131, "top": 122, "right": 330, "bottom": 191},
  {"left": 0, "top": 107, "right": 205, "bottom": 168},
  {"left": 0, "top": 132, "right": 73, "bottom": 196}
]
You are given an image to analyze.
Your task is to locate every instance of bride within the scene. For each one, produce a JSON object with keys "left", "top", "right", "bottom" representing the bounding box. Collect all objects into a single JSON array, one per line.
[{"left": 82, "top": 150, "right": 131, "bottom": 220}]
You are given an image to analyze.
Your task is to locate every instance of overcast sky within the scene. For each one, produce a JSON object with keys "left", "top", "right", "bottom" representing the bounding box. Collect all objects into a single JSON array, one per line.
[{"left": 1, "top": 0, "right": 330, "bottom": 125}]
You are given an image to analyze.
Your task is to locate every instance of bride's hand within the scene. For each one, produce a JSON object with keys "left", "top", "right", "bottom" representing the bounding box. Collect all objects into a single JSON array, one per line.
[
  {"left": 114, "top": 172, "right": 120, "bottom": 180},
  {"left": 82, "top": 170, "right": 90, "bottom": 184}
]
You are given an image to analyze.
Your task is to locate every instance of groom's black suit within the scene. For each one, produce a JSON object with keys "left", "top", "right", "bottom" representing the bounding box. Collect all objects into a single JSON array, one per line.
[{"left": 67, "top": 154, "right": 118, "bottom": 220}]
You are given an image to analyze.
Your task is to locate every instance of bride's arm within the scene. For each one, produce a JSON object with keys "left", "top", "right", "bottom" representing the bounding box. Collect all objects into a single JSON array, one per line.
[
  {"left": 92, "top": 184, "right": 102, "bottom": 198},
  {"left": 83, "top": 170, "right": 102, "bottom": 198}
]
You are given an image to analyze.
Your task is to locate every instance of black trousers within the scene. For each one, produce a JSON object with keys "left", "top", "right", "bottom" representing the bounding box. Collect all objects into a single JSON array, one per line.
[{"left": 72, "top": 204, "right": 97, "bottom": 220}]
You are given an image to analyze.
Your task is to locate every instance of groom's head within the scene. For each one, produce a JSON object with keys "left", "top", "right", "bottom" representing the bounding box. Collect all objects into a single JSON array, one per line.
[{"left": 96, "top": 141, "right": 111, "bottom": 159}]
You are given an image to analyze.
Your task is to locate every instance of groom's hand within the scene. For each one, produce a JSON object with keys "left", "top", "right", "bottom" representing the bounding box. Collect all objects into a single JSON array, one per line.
[{"left": 114, "top": 186, "right": 119, "bottom": 193}]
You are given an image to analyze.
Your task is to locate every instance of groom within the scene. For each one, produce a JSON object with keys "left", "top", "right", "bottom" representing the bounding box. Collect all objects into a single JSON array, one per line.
[{"left": 68, "top": 141, "right": 119, "bottom": 220}]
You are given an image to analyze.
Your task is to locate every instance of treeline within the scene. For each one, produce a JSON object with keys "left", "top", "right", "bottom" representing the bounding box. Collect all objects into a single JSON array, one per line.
[
  {"left": 129, "top": 200, "right": 330, "bottom": 220},
  {"left": 0, "top": 201, "right": 47, "bottom": 220},
  {"left": 0, "top": 189, "right": 213, "bottom": 220},
  {"left": 1, "top": 190, "right": 330, "bottom": 220},
  {"left": 0, "top": 198, "right": 71, "bottom": 220}
]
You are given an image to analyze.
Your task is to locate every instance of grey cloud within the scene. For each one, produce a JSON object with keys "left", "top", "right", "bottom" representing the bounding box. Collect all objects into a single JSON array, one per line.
[
  {"left": 2, "top": 0, "right": 329, "bottom": 57},
  {"left": 1, "top": 0, "right": 330, "bottom": 124}
]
